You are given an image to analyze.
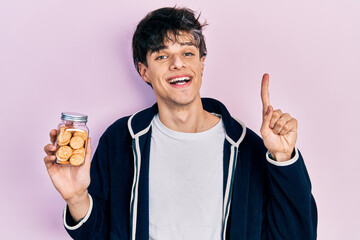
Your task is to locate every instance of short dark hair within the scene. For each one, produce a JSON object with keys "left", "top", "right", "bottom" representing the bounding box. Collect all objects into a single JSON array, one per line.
[{"left": 132, "top": 7, "right": 208, "bottom": 74}]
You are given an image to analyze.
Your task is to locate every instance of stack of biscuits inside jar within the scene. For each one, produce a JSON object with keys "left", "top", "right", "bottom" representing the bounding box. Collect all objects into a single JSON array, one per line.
[{"left": 55, "top": 112, "right": 89, "bottom": 166}]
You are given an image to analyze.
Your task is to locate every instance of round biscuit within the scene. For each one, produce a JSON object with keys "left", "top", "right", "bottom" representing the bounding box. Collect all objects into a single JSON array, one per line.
[
  {"left": 70, "top": 154, "right": 85, "bottom": 166},
  {"left": 57, "top": 139, "right": 70, "bottom": 146},
  {"left": 56, "top": 155, "right": 68, "bottom": 162},
  {"left": 69, "top": 136, "right": 85, "bottom": 149},
  {"left": 57, "top": 131, "right": 72, "bottom": 146},
  {"left": 56, "top": 146, "right": 73, "bottom": 160},
  {"left": 73, "top": 130, "right": 88, "bottom": 141},
  {"left": 59, "top": 126, "right": 68, "bottom": 132},
  {"left": 57, "top": 160, "right": 70, "bottom": 165},
  {"left": 73, "top": 147, "right": 85, "bottom": 156}
]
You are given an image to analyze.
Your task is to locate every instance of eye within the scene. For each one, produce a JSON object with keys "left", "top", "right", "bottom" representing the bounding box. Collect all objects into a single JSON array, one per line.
[
  {"left": 155, "top": 55, "right": 167, "bottom": 60},
  {"left": 184, "top": 52, "right": 194, "bottom": 57}
]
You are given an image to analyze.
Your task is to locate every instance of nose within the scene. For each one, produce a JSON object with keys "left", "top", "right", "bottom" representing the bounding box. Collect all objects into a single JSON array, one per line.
[{"left": 169, "top": 55, "right": 186, "bottom": 70}]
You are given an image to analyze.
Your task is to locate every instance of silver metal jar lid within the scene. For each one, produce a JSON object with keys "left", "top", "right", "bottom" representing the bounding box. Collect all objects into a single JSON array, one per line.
[{"left": 61, "top": 112, "right": 88, "bottom": 122}]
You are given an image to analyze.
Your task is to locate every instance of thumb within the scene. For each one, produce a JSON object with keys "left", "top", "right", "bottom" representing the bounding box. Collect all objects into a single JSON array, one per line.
[{"left": 83, "top": 137, "right": 92, "bottom": 170}]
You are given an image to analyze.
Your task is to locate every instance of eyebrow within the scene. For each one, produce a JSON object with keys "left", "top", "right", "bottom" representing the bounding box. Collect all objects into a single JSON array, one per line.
[
  {"left": 150, "top": 41, "right": 196, "bottom": 54},
  {"left": 179, "top": 41, "right": 196, "bottom": 47}
]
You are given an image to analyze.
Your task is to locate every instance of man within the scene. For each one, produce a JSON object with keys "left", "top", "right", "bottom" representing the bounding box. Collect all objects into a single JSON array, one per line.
[{"left": 44, "top": 7, "right": 317, "bottom": 240}]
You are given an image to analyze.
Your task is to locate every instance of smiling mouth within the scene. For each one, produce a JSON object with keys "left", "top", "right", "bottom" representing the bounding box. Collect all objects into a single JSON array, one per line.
[{"left": 168, "top": 76, "right": 191, "bottom": 85}]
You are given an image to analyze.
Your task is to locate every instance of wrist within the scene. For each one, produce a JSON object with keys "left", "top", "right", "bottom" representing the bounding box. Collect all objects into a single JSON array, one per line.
[
  {"left": 66, "top": 190, "right": 90, "bottom": 222},
  {"left": 270, "top": 150, "right": 293, "bottom": 162},
  {"left": 66, "top": 190, "right": 89, "bottom": 206}
]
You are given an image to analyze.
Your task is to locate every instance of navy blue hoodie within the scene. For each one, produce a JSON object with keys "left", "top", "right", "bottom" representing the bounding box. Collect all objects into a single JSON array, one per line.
[{"left": 64, "top": 98, "right": 317, "bottom": 239}]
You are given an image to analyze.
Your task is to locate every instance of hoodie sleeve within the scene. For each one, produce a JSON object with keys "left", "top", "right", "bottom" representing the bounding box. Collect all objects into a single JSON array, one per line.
[
  {"left": 263, "top": 149, "right": 318, "bottom": 240},
  {"left": 64, "top": 134, "right": 111, "bottom": 239}
]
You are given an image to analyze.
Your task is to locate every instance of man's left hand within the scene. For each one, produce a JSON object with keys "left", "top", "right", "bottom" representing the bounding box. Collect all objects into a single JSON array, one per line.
[{"left": 260, "top": 73, "right": 298, "bottom": 162}]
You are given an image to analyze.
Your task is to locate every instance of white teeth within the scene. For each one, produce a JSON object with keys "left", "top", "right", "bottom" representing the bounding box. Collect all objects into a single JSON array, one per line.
[
  {"left": 169, "top": 77, "right": 190, "bottom": 84},
  {"left": 176, "top": 81, "right": 186, "bottom": 85}
]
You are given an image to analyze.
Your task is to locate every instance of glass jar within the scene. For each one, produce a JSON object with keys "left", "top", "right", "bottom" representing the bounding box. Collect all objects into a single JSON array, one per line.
[{"left": 55, "top": 112, "right": 89, "bottom": 166}]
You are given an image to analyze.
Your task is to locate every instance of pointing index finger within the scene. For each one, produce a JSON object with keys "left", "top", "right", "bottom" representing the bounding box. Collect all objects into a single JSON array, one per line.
[{"left": 261, "top": 73, "right": 270, "bottom": 114}]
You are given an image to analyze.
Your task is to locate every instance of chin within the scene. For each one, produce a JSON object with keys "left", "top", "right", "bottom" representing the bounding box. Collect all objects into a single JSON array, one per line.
[{"left": 169, "top": 94, "right": 199, "bottom": 107}]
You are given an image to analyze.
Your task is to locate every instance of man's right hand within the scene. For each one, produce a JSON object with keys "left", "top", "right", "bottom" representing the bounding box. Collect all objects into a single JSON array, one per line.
[{"left": 44, "top": 129, "right": 92, "bottom": 222}]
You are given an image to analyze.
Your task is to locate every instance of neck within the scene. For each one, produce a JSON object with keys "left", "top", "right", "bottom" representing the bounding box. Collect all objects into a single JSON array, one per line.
[{"left": 157, "top": 97, "right": 220, "bottom": 133}]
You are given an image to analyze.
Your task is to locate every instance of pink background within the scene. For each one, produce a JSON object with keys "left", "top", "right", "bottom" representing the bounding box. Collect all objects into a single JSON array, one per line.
[{"left": 1, "top": 0, "right": 359, "bottom": 239}]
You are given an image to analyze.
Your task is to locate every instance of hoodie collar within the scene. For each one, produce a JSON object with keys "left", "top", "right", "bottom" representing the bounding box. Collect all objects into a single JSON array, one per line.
[{"left": 128, "top": 98, "right": 246, "bottom": 146}]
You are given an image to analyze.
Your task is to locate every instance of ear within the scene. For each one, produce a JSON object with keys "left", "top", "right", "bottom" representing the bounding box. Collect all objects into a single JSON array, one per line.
[
  {"left": 138, "top": 62, "right": 151, "bottom": 84},
  {"left": 200, "top": 56, "right": 206, "bottom": 75}
]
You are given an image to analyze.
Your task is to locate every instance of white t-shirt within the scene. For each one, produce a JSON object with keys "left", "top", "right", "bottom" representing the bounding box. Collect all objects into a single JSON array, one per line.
[{"left": 149, "top": 114, "right": 226, "bottom": 240}]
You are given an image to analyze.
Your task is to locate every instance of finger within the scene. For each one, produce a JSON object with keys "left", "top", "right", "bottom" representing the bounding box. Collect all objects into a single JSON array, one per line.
[
  {"left": 269, "top": 109, "right": 283, "bottom": 129},
  {"left": 279, "top": 118, "right": 298, "bottom": 135},
  {"left": 83, "top": 138, "right": 92, "bottom": 170},
  {"left": 44, "top": 143, "right": 57, "bottom": 155},
  {"left": 272, "top": 113, "right": 292, "bottom": 134},
  {"left": 44, "top": 154, "right": 56, "bottom": 169},
  {"left": 50, "top": 129, "right": 57, "bottom": 145},
  {"left": 261, "top": 73, "right": 270, "bottom": 115},
  {"left": 260, "top": 105, "right": 273, "bottom": 137}
]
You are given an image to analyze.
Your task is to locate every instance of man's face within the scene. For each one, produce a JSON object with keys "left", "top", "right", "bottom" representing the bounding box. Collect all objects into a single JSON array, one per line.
[{"left": 138, "top": 32, "right": 205, "bottom": 108}]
